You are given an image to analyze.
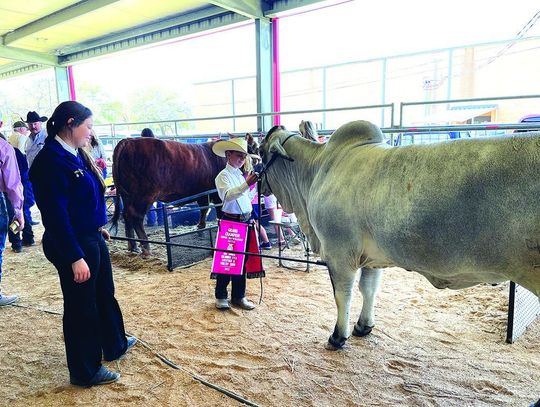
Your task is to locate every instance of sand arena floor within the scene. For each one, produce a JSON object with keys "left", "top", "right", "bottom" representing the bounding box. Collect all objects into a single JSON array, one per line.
[{"left": 1, "top": 220, "right": 539, "bottom": 406}]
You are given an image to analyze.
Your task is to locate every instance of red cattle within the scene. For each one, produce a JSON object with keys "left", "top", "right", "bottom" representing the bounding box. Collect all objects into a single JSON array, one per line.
[{"left": 110, "top": 138, "right": 226, "bottom": 254}]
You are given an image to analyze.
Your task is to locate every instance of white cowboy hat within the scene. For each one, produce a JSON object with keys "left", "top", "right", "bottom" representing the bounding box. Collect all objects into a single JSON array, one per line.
[{"left": 212, "top": 138, "right": 249, "bottom": 157}]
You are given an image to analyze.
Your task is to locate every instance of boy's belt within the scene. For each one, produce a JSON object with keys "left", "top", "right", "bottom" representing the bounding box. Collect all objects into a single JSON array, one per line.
[{"left": 223, "top": 212, "right": 250, "bottom": 220}]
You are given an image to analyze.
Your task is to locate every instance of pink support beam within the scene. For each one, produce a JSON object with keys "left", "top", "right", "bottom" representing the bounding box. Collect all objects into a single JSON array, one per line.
[
  {"left": 67, "top": 65, "right": 76, "bottom": 101},
  {"left": 272, "top": 18, "right": 280, "bottom": 126}
]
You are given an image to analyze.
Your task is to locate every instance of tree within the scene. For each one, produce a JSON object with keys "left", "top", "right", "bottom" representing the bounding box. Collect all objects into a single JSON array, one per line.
[
  {"left": 76, "top": 83, "right": 129, "bottom": 124},
  {"left": 126, "top": 86, "right": 192, "bottom": 135},
  {"left": 0, "top": 70, "right": 57, "bottom": 125}
]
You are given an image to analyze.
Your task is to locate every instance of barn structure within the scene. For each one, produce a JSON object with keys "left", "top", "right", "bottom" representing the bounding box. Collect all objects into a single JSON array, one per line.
[
  {"left": 0, "top": 0, "right": 325, "bottom": 131},
  {"left": 1, "top": 1, "right": 540, "bottom": 406}
]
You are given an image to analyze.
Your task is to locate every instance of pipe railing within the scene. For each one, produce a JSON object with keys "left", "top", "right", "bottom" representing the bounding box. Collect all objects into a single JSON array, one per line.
[
  {"left": 95, "top": 102, "right": 395, "bottom": 138},
  {"left": 96, "top": 95, "right": 540, "bottom": 152},
  {"left": 399, "top": 94, "right": 540, "bottom": 127},
  {"left": 382, "top": 123, "right": 540, "bottom": 133}
]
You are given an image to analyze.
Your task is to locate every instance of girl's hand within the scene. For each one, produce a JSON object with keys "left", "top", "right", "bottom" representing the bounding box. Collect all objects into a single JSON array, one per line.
[
  {"left": 101, "top": 228, "right": 111, "bottom": 241},
  {"left": 72, "top": 258, "right": 90, "bottom": 283}
]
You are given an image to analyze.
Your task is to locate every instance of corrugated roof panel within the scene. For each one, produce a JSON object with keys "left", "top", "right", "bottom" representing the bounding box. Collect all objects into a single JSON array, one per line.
[
  {"left": 0, "top": 0, "right": 79, "bottom": 36},
  {"left": 7, "top": 0, "right": 208, "bottom": 52}
]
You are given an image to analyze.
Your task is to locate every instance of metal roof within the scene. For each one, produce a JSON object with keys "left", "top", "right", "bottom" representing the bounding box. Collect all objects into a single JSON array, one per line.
[{"left": 0, "top": 0, "right": 324, "bottom": 79}]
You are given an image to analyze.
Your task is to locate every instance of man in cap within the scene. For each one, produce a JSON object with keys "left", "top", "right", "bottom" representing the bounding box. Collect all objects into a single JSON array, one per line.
[
  {"left": 7, "top": 121, "right": 34, "bottom": 251},
  {"left": 211, "top": 137, "right": 258, "bottom": 311},
  {"left": 25, "top": 111, "right": 47, "bottom": 168},
  {"left": 9, "top": 120, "right": 29, "bottom": 153},
  {"left": 0, "top": 134, "right": 25, "bottom": 305}
]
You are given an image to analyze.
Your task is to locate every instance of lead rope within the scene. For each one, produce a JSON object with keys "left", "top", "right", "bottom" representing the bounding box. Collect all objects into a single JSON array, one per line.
[
  {"left": 236, "top": 181, "right": 264, "bottom": 306},
  {"left": 12, "top": 303, "right": 260, "bottom": 407},
  {"left": 254, "top": 133, "right": 296, "bottom": 305},
  {"left": 257, "top": 177, "right": 264, "bottom": 305}
]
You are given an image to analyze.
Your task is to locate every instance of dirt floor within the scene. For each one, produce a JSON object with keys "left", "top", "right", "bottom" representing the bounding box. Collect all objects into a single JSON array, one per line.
[{"left": 1, "top": 219, "right": 539, "bottom": 407}]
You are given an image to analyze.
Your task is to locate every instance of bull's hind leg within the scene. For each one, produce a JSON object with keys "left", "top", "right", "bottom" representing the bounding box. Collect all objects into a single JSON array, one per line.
[
  {"left": 325, "top": 259, "right": 358, "bottom": 351},
  {"left": 133, "top": 217, "right": 151, "bottom": 256},
  {"left": 124, "top": 217, "right": 140, "bottom": 253},
  {"left": 353, "top": 267, "right": 383, "bottom": 337},
  {"left": 124, "top": 198, "right": 151, "bottom": 255}
]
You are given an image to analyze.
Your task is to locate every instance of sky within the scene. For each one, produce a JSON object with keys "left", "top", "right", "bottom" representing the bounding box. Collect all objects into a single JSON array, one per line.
[
  {"left": 69, "top": 0, "right": 540, "bottom": 97},
  {"left": 278, "top": 0, "right": 540, "bottom": 67}
]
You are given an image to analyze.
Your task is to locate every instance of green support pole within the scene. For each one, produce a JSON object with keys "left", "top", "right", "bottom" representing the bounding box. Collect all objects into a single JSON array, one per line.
[{"left": 255, "top": 18, "right": 273, "bottom": 133}]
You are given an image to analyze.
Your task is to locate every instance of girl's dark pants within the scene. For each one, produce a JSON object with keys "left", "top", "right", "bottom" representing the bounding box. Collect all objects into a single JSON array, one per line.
[
  {"left": 43, "top": 230, "right": 127, "bottom": 383},
  {"left": 215, "top": 214, "right": 249, "bottom": 301}
]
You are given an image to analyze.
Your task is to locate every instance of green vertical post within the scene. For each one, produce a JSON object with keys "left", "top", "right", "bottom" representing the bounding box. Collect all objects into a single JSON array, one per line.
[
  {"left": 322, "top": 67, "right": 327, "bottom": 128},
  {"left": 255, "top": 18, "right": 273, "bottom": 132},
  {"left": 54, "top": 66, "right": 71, "bottom": 103},
  {"left": 381, "top": 58, "right": 387, "bottom": 127},
  {"left": 231, "top": 79, "right": 236, "bottom": 132},
  {"left": 447, "top": 48, "right": 453, "bottom": 100}
]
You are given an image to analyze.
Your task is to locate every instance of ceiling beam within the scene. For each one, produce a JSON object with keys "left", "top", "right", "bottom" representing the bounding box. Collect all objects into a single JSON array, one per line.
[
  {"left": 58, "top": 10, "right": 248, "bottom": 64},
  {"left": 209, "top": 0, "right": 265, "bottom": 19},
  {"left": 265, "top": 0, "right": 325, "bottom": 17},
  {"left": 0, "top": 45, "right": 58, "bottom": 65},
  {"left": 56, "top": 6, "right": 233, "bottom": 56},
  {"left": 0, "top": 62, "right": 45, "bottom": 80},
  {"left": 3, "top": 0, "right": 121, "bottom": 45}
]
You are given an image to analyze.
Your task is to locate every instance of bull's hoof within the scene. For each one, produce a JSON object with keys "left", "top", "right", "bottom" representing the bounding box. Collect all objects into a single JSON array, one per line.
[
  {"left": 129, "top": 246, "right": 142, "bottom": 254},
  {"left": 324, "top": 342, "right": 340, "bottom": 351},
  {"left": 197, "top": 223, "right": 206, "bottom": 230},
  {"left": 352, "top": 324, "right": 374, "bottom": 337},
  {"left": 325, "top": 334, "right": 346, "bottom": 350}
]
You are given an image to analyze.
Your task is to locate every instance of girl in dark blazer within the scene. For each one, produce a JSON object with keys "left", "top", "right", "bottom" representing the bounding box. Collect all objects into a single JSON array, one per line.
[{"left": 29, "top": 101, "right": 136, "bottom": 387}]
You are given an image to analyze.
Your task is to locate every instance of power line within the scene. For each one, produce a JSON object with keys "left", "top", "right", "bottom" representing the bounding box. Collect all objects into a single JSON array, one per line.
[{"left": 481, "top": 9, "right": 540, "bottom": 67}]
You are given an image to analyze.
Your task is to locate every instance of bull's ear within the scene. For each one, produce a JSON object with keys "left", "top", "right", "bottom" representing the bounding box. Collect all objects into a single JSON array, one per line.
[
  {"left": 265, "top": 125, "right": 287, "bottom": 140},
  {"left": 268, "top": 136, "right": 292, "bottom": 161}
]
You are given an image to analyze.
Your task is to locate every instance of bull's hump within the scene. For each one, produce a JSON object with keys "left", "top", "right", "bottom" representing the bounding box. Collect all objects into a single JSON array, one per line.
[{"left": 327, "top": 120, "right": 384, "bottom": 147}]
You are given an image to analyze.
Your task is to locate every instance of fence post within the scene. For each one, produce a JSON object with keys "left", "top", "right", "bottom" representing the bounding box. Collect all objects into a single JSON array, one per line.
[{"left": 163, "top": 204, "right": 173, "bottom": 271}]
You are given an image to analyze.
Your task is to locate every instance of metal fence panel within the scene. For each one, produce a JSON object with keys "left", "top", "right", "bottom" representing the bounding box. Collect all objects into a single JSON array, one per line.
[
  {"left": 507, "top": 282, "right": 540, "bottom": 343},
  {"left": 168, "top": 226, "right": 218, "bottom": 270}
]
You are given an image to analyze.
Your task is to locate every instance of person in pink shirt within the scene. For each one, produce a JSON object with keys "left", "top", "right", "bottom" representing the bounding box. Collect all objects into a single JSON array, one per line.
[{"left": 0, "top": 137, "right": 25, "bottom": 305}]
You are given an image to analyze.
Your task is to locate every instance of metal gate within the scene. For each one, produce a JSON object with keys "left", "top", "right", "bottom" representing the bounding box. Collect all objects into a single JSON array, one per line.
[{"left": 162, "top": 190, "right": 222, "bottom": 271}]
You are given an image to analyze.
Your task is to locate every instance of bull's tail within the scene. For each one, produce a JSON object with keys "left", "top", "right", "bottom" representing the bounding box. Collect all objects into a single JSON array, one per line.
[
  {"left": 109, "top": 139, "right": 130, "bottom": 235},
  {"left": 109, "top": 194, "right": 123, "bottom": 236}
]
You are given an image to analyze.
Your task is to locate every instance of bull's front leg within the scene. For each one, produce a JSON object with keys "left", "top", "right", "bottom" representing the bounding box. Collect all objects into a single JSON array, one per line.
[
  {"left": 325, "top": 263, "right": 358, "bottom": 351},
  {"left": 196, "top": 196, "right": 210, "bottom": 229},
  {"left": 353, "top": 267, "right": 383, "bottom": 337},
  {"left": 197, "top": 207, "right": 210, "bottom": 229}
]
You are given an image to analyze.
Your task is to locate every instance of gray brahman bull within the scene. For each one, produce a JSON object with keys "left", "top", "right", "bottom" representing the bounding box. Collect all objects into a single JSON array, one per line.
[{"left": 259, "top": 121, "right": 540, "bottom": 350}]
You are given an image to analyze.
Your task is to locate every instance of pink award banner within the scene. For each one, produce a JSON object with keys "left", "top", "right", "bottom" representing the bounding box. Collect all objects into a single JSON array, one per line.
[{"left": 211, "top": 219, "right": 249, "bottom": 275}]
